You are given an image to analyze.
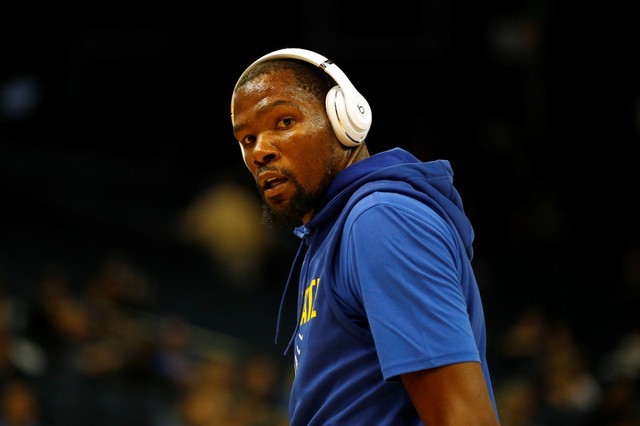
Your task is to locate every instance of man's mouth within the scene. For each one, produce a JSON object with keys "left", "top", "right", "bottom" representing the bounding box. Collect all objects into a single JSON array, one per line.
[
  {"left": 258, "top": 171, "right": 291, "bottom": 201},
  {"left": 258, "top": 170, "right": 289, "bottom": 191},
  {"left": 264, "top": 177, "right": 288, "bottom": 191}
]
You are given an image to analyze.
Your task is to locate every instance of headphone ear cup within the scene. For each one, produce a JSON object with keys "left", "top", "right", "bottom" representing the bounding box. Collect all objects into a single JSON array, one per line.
[
  {"left": 326, "top": 86, "right": 354, "bottom": 147},
  {"left": 326, "top": 86, "right": 365, "bottom": 147}
]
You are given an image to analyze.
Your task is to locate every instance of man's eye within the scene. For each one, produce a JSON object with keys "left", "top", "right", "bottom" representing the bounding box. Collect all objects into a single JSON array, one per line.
[
  {"left": 241, "top": 135, "right": 256, "bottom": 146},
  {"left": 277, "top": 117, "right": 295, "bottom": 128}
]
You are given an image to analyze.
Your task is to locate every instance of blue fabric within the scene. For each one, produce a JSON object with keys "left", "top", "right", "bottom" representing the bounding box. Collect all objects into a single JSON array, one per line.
[{"left": 283, "top": 148, "right": 497, "bottom": 425}]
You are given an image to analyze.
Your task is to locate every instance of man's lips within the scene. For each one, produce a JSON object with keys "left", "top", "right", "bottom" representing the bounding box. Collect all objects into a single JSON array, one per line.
[{"left": 258, "top": 171, "right": 289, "bottom": 195}]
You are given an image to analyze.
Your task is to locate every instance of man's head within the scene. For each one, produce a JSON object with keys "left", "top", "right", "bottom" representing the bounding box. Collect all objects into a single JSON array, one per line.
[
  {"left": 231, "top": 50, "right": 370, "bottom": 226},
  {"left": 231, "top": 48, "right": 372, "bottom": 147}
]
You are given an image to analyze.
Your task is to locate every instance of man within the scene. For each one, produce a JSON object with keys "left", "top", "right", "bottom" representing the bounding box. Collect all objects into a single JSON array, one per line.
[{"left": 230, "top": 48, "right": 500, "bottom": 425}]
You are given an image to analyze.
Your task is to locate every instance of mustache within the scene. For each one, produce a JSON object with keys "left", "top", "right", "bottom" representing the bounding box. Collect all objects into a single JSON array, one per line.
[{"left": 257, "top": 165, "right": 292, "bottom": 177}]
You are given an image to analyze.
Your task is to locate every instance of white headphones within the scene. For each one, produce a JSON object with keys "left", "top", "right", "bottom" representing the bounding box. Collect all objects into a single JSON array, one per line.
[{"left": 232, "top": 48, "right": 372, "bottom": 147}]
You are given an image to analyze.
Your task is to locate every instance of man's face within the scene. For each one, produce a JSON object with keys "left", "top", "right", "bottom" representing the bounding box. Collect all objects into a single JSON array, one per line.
[{"left": 231, "top": 68, "right": 345, "bottom": 225}]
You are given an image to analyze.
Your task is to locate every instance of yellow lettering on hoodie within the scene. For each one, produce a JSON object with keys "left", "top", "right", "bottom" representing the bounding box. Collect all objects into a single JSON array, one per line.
[{"left": 300, "top": 278, "right": 319, "bottom": 325}]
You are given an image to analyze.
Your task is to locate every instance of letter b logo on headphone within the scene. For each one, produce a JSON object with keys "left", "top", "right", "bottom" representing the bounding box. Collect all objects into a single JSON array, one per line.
[{"left": 234, "top": 48, "right": 372, "bottom": 147}]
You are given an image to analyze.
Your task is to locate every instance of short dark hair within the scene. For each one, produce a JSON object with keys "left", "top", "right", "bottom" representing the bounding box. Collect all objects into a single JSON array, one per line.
[{"left": 236, "top": 59, "right": 334, "bottom": 105}]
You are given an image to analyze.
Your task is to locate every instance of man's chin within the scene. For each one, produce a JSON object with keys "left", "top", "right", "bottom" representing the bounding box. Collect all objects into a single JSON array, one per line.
[
  {"left": 260, "top": 203, "right": 299, "bottom": 227},
  {"left": 259, "top": 180, "right": 323, "bottom": 227}
]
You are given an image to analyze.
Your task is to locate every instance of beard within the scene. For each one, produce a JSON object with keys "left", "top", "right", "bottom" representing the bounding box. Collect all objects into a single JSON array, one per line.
[{"left": 259, "top": 167, "right": 336, "bottom": 227}]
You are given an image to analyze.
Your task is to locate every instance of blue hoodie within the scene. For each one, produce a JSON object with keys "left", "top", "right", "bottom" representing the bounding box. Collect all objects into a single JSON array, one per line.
[{"left": 278, "top": 147, "right": 497, "bottom": 425}]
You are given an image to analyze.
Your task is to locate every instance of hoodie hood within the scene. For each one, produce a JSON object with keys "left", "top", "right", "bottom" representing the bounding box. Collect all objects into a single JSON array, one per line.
[
  {"left": 277, "top": 147, "right": 476, "bottom": 353},
  {"left": 299, "top": 147, "right": 475, "bottom": 259}
]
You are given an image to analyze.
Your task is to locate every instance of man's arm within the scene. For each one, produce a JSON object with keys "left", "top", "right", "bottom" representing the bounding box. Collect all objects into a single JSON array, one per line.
[{"left": 401, "top": 361, "right": 500, "bottom": 426}]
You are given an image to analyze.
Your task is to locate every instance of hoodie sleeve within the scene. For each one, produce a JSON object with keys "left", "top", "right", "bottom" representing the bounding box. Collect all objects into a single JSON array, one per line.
[{"left": 340, "top": 191, "right": 481, "bottom": 381}]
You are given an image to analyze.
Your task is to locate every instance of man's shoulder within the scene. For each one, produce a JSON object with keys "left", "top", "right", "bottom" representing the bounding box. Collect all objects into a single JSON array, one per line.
[
  {"left": 349, "top": 181, "right": 429, "bottom": 209},
  {"left": 346, "top": 186, "right": 442, "bottom": 226}
]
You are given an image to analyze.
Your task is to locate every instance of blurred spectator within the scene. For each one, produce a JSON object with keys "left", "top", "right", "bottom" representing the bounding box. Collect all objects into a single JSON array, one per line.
[
  {"left": 153, "top": 351, "right": 239, "bottom": 426},
  {"left": 233, "top": 354, "right": 288, "bottom": 426},
  {"left": 178, "top": 181, "right": 272, "bottom": 291},
  {"left": 152, "top": 314, "right": 198, "bottom": 388},
  {"left": 536, "top": 322, "right": 601, "bottom": 424},
  {"left": 493, "top": 378, "right": 540, "bottom": 426},
  {"left": 493, "top": 306, "right": 606, "bottom": 425},
  {"left": 0, "top": 379, "right": 40, "bottom": 426}
]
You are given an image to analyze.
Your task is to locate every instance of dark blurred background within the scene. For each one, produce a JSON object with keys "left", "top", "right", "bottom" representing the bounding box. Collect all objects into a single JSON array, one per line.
[{"left": 1, "top": 2, "right": 639, "bottom": 425}]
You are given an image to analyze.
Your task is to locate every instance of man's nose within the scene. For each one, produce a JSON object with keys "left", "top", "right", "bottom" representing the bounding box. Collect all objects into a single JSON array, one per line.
[{"left": 252, "top": 134, "right": 278, "bottom": 166}]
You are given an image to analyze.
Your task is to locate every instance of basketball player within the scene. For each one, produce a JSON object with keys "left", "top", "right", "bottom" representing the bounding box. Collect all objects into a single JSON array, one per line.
[{"left": 230, "top": 48, "right": 500, "bottom": 425}]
